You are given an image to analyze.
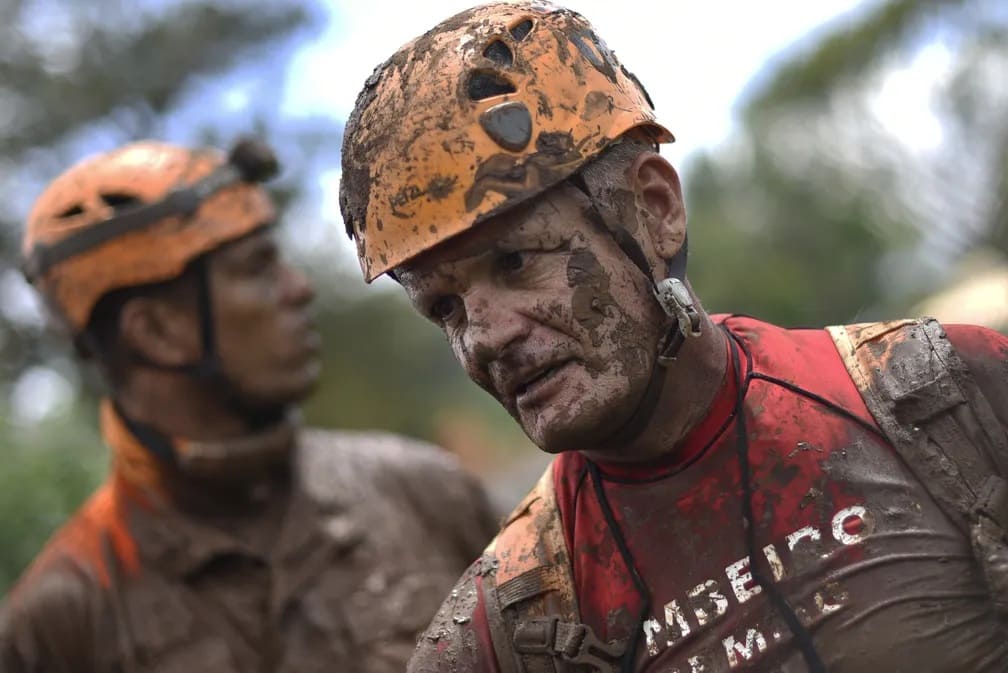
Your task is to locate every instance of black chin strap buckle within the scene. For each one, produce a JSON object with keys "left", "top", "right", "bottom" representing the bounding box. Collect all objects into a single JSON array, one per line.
[{"left": 654, "top": 277, "right": 701, "bottom": 365}]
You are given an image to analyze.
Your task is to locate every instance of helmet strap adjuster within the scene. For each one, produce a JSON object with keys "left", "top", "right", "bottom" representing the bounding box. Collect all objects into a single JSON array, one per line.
[{"left": 654, "top": 277, "right": 701, "bottom": 366}]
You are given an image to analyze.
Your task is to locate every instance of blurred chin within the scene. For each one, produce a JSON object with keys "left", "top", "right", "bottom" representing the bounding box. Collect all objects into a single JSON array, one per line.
[
  {"left": 276, "top": 361, "right": 322, "bottom": 403},
  {"left": 233, "top": 360, "right": 321, "bottom": 412}
]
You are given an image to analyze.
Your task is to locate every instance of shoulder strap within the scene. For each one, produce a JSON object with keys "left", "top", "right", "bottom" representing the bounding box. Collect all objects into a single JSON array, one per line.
[
  {"left": 828, "top": 317, "right": 1008, "bottom": 531},
  {"left": 481, "top": 462, "right": 624, "bottom": 673}
]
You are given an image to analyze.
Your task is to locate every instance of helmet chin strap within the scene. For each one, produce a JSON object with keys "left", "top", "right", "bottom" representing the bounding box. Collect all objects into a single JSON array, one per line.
[
  {"left": 108, "top": 259, "right": 288, "bottom": 472},
  {"left": 652, "top": 238, "right": 702, "bottom": 360},
  {"left": 566, "top": 173, "right": 701, "bottom": 448},
  {"left": 144, "top": 255, "right": 291, "bottom": 433},
  {"left": 111, "top": 256, "right": 226, "bottom": 384}
]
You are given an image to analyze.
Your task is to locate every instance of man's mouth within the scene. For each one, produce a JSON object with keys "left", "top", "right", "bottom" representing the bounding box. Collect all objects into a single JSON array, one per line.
[{"left": 514, "top": 359, "right": 574, "bottom": 400}]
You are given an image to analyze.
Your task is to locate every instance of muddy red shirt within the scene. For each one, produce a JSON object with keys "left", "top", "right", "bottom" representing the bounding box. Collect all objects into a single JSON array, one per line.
[{"left": 409, "top": 316, "right": 1008, "bottom": 673}]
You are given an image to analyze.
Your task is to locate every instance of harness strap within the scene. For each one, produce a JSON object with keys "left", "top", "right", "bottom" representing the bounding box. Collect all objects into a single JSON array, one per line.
[
  {"left": 828, "top": 318, "right": 1008, "bottom": 529},
  {"left": 481, "top": 463, "right": 624, "bottom": 673},
  {"left": 830, "top": 317, "right": 1008, "bottom": 616}
]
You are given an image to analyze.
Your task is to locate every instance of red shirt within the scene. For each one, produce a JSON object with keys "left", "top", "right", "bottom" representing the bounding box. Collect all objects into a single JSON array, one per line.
[{"left": 419, "top": 316, "right": 1008, "bottom": 673}]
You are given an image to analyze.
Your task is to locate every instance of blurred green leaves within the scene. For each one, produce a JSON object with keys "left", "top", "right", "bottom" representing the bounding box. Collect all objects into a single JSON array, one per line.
[
  {"left": 0, "top": 403, "right": 104, "bottom": 590},
  {"left": 688, "top": 0, "right": 1007, "bottom": 325}
]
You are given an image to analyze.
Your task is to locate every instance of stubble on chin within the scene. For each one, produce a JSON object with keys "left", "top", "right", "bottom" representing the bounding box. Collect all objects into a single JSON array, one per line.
[{"left": 519, "top": 370, "right": 639, "bottom": 453}]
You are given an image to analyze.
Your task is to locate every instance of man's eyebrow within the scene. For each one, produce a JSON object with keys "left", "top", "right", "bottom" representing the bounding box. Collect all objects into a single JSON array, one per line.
[
  {"left": 232, "top": 237, "right": 276, "bottom": 262},
  {"left": 498, "top": 193, "right": 547, "bottom": 227}
]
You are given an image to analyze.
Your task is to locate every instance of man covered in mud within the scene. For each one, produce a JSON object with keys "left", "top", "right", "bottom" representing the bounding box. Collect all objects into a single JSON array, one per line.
[
  {"left": 1, "top": 138, "right": 497, "bottom": 673},
  {"left": 339, "top": 3, "right": 1008, "bottom": 672}
]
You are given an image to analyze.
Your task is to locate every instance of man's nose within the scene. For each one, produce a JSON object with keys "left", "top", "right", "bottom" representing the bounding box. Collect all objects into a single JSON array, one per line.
[
  {"left": 461, "top": 290, "right": 528, "bottom": 375},
  {"left": 282, "top": 264, "right": 315, "bottom": 306}
]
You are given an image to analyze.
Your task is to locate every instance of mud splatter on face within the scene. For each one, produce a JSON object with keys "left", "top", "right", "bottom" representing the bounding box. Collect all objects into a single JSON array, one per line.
[
  {"left": 566, "top": 249, "right": 614, "bottom": 342},
  {"left": 396, "top": 182, "right": 667, "bottom": 453}
]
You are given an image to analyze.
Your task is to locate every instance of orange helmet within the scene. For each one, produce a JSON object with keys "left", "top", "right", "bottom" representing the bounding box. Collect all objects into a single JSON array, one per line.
[
  {"left": 340, "top": 1, "right": 674, "bottom": 282},
  {"left": 22, "top": 138, "right": 278, "bottom": 331}
]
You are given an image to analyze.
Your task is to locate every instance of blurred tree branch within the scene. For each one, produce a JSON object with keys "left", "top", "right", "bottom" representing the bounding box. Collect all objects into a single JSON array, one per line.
[
  {"left": 745, "top": 0, "right": 967, "bottom": 114},
  {"left": 686, "top": 0, "right": 1008, "bottom": 326},
  {"left": 0, "top": 2, "right": 307, "bottom": 154}
]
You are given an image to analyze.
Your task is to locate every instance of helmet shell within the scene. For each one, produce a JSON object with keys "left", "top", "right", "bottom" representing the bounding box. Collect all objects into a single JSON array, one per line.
[
  {"left": 341, "top": 1, "right": 673, "bottom": 281},
  {"left": 24, "top": 141, "right": 275, "bottom": 330}
]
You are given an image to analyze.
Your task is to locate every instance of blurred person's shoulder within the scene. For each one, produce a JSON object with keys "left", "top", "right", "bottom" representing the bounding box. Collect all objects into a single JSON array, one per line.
[
  {"left": 296, "top": 428, "right": 498, "bottom": 552},
  {"left": 297, "top": 427, "right": 481, "bottom": 494},
  {"left": 7, "top": 480, "right": 131, "bottom": 593},
  {"left": 1, "top": 482, "right": 119, "bottom": 663}
]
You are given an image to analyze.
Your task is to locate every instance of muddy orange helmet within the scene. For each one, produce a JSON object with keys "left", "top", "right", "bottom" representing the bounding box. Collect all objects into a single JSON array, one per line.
[
  {"left": 340, "top": 1, "right": 674, "bottom": 282},
  {"left": 23, "top": 138, "right": 278, "bottom": 332}
]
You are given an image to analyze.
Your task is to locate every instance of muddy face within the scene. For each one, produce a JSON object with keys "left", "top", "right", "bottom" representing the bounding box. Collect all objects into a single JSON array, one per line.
[
  {"left": 208, "top": 230, "right": 321, "bottom": 410},
  {"left": 397, "top": 181, "right": 665, "bottom": 452}
]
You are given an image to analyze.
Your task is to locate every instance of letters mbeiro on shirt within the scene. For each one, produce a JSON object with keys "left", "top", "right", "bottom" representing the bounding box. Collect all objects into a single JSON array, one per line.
[{"left": 642, "top": 504, "right": 873, "bottom": 671}]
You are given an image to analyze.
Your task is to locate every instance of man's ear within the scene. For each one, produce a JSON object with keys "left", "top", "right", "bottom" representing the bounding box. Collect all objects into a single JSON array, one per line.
[
  {"left": 629, "top": 153, "right": 687, "bottom": 261},
  {"left": 118, "top": 296, "right": 200, "bottom": 369}
]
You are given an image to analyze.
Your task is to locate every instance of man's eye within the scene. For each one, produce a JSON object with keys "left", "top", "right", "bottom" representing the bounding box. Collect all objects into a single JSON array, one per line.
[
  {"left": 246, "top": 249, "right": 278, "bottom": 273},
  {"left": 499, "top": 251, "right": 525, "bottom": 273},
  {"left": 429, "top": 296, "right": 460, "bottom": 323}
]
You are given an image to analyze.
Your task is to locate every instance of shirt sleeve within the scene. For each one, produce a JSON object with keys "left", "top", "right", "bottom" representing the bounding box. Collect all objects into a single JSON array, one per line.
[
  {"left": 449, "top": 471, "right": 500, "bottom": 565},
  {"left": 409, "top": 559, "right": 501, "bottom": 673},
  {"left": 0, "top": 565, "right": 97, "bottom": 673},
  {"left": 945, "top": 323, "right": 1008, "bottom": 432},
  {"left": 393, "top": 440, "right": 501, "bottom": 567}
]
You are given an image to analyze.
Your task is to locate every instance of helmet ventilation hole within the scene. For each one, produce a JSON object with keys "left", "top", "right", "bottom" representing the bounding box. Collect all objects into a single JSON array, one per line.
[
  {"left": 509, "top": 18, "right": 533, "bottom": 41},
  {"left": 467, "top": 71, "right": 517, "bottom": 101},
  {"left": 483, "top": 39, "right": 513, "bottom": 67},
  {"left": 99, "top": 192, "right": 141, "bottom": 211},
  {"left": 57, "top": 204, "right": 84, "bottom": 218}
]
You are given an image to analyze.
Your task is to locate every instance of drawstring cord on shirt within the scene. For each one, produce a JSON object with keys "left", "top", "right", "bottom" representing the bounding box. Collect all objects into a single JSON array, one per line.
[
  {"left": 725, "top": 327, "right": 827, "bottom": 673},
  {"left": 586, "top": 459, "right": 652, "bottom": 673}
]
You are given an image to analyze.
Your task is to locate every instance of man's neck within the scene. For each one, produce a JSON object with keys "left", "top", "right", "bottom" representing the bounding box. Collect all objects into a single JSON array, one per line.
[
  {"left": 109, "top": 372, "right": 296, "bottom": 504},
  {"left": 582, "top": 312, "right": 729, "bottom": 464},
  {"left": 104, "top": 392, "right": 295, "bottom": 516}
]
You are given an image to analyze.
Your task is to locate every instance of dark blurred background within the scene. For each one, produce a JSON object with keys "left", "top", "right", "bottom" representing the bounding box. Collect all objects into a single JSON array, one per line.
[{"left": 1, "top": 0, "right": 1005, "bottom": 590}]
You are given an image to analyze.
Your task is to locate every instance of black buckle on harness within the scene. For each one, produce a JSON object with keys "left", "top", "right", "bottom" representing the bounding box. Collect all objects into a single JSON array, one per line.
[{"left": 514, "top": 616, "right": 625, "bottom": 671}]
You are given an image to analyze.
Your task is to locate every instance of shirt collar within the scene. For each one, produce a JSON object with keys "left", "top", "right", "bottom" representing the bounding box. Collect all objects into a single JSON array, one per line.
[{"left": 100, "top": 400, "right": 362, "bottom": 579}]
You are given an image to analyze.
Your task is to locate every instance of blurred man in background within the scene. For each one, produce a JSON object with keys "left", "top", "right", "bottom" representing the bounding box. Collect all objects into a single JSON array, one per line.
[
  {"left": 341, "top": 2, "right": 1008, "bottom": 671},
  {"left": 1, "top": 137, "right": 496, "bottom": 673}
]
